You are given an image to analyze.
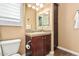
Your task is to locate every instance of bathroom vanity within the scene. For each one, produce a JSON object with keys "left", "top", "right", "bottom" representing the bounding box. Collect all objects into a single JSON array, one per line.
[{"left": 26, "top": 31, "right": 51, "bottom": 56}]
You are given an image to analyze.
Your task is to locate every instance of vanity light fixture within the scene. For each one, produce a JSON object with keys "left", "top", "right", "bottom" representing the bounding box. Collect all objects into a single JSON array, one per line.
[
  {"left": 27, "top": 3, "right": 44, "bottom": 11},
  {"left": 36, "top": 8, "right": 39, "bottom": 11},
  {"left": 32, "top": 6, "right": 36, "bottom": 9},
  {"left": 45, "top": 12, "right": 49, "bottom": 14},
  {"left": 40, "top": 4, "right": 43, "bottom": 8},
  {"left": 36, "top": 3, "right": 40, "bottom": 6},
  {"left": 27, "top": 4, "right": 31, "bottom": 7}
]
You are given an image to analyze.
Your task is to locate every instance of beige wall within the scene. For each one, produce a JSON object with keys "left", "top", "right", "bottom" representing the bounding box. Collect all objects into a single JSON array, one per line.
[
  {"left": 25, "top": 6, "right": 36, "bottom": 30},
  {"left": 59, "top": 3, "right": 79, "bottom": 53},
  {"left": 0, "top": 27, "right": 24, "bottom": 40},
  {"left": 0, "top": 4, "right": 26, "bottom": 55}
]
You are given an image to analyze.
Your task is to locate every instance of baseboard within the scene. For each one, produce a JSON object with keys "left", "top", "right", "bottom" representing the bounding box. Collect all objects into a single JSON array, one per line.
[{"left": 58, "top": 46, "right": 79, "bottom": 56}]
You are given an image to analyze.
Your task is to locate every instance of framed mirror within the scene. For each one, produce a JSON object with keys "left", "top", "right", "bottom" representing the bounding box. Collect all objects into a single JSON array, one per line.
[{"left": 38, "top": 11, "right": 50, "bottom": 26}]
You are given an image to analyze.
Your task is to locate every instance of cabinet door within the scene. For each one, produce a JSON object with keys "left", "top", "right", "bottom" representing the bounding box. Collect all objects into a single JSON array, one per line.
[
  {"left": 42, "top": 35, "right": 47, "bottom": 55},
  {"left": 46, "top": 35, "right": 51, "bottom": 53},
  {"left": 31, "top": 36, "right": 43, "bottom": 56},
  {"left": 43, "top": 35, "right": 51, "bottom": 55}
]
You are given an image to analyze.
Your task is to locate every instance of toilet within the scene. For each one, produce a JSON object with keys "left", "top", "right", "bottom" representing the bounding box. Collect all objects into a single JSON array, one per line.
[{"left": 0, "top": 39, "right": 21, "bottom": 56}]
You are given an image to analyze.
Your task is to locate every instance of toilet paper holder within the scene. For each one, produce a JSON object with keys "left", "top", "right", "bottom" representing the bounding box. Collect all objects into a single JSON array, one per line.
[{"left": 27, "top": 40, "right": 31, "bottom": 44}]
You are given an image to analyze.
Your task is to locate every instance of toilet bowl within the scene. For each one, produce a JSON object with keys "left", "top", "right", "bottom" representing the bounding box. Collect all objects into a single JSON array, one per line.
[{"left": 0, "top": 39, "right": 21, "bottom": 56}]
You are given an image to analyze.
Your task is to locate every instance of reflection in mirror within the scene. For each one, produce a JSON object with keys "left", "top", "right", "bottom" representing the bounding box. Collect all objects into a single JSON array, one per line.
[{"left": 38, "top": 11, "right": 50, "bottom": 26}]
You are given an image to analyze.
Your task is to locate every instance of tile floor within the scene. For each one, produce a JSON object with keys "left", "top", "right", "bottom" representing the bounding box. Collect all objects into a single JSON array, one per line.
[
  {"left": 47, "top": 48, "right": 76, "bottom": 56},
  {"left": 54, "top": 48, "right": 76, "bottom": 56}
]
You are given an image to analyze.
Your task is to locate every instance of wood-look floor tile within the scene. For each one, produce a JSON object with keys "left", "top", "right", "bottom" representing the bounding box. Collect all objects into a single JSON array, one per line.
[{"left": 54, "top": 48, "right": 76, "bottom": 56}]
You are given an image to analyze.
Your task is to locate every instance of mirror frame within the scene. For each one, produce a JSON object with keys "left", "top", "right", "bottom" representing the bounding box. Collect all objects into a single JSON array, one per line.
[{"left": 37, "top": 11, "right": 50, "bottom": 26}]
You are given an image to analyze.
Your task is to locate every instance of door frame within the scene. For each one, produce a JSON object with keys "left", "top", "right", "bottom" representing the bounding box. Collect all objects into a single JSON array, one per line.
[{"left": 53, "top": 3, "right": 59, "bottom": 50}]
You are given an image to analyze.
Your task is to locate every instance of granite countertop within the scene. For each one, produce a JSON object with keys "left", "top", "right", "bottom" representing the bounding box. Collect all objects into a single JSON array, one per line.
[{"left": 26, "top": 31, "right": 51, "bottom": 37}]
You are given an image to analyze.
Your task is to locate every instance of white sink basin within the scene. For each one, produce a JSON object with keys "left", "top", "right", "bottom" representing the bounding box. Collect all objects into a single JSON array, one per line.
[{"left": 26, "top": 31, "right": 51, "bottom": 37}]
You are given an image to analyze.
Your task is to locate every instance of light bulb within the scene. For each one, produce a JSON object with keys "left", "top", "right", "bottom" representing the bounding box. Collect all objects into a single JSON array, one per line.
[
  {"left": 36, "top": 8, "right": 39, "bottom": 11},
  {"left": 32, "top": 6, "right": 36, "bottom": 9},
  {"left": 36, "top": 3, "right": 40, "bottom": 6},
  {"left": 40, "top": 4, "right": 43, "bottom": 8},
  {"left": 45, "top": 12, "right": 49, "bottom": 14},
  {"left": 27, "top": 4, "right": 31, "bottom": 7}
]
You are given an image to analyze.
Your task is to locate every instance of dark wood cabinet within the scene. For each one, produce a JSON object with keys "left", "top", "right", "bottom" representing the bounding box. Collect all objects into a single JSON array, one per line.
[
  {"left": 31, "top": 36, "right": 43, "bottom": 56},
  {"left": 29, "top": 34, "right": 51, "bottom": 56},
  {"left": 43, "top": 35, "right": 51, "bottom": 55}
]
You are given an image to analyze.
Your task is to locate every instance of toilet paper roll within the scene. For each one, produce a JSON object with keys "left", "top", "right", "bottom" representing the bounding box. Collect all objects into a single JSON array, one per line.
[{"left": 26, "top": 44, "right": 30, "bottom": 49}]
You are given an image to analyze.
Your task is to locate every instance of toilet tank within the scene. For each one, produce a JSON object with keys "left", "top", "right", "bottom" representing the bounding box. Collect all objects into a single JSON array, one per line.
[{"left": 0, "top": 39, "right": 21, "bottom": 56}]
